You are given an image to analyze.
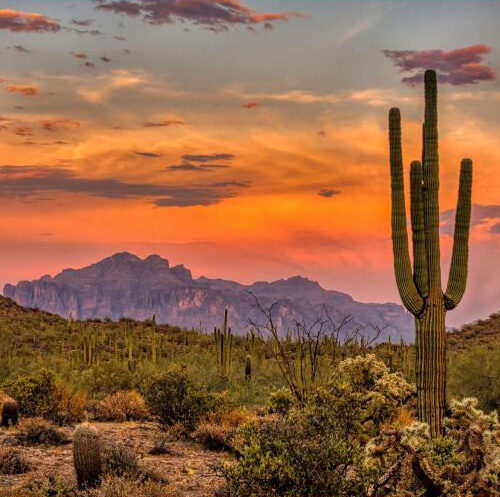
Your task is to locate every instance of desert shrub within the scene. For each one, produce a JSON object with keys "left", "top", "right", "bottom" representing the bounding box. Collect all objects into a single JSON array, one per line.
[
  {"left": 0, "top": 447, "right": 30, "bottom": 474},
  {"left": 141, "top": 366, "right": 216, "bottom": 431},
  {"left": 224, "top": 355, "right": 413, "bottom": 497},
  {"left": 194, "top": 407, "right": 257, "bottom": 452},
  {"left": 14, "top": 418, "right": 70, "bottom": 446},
  {"left": 268, "top": 387, "right": 295, "bottom": 415},
  {"left": 448, "top": 345, "right": 500, "bottom": 412},
  {"left": 89, "top": 391, "right": 149, "bottom": 422},
  {"left": 85, "top": 476, "right": 174, "bottom": 497},
  {"left": 366, "top": 397, "right": 500, "bottom": 496},
  {"left": 9, "top": 472, "right": 75, "bottom": 497},
  {"left": 1, "top": 371, "right": 84, "bottom": 426},
  {"left": 2, "top": 370, "right": 59, "bottom": 418},
  {"left": 50, "top": 383, "right": 87, "bottom": 426},
  {"left": 103, "top": 443, "right": 140, "bottom": 479}
]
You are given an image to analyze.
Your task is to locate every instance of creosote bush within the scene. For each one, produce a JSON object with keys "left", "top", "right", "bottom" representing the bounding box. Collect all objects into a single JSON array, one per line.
[
  {"left": 141, "top": 366, "right": 216, "bottom": 432},
  {"left": 88, "top": 391, "right": 149, "bottom": 422}
]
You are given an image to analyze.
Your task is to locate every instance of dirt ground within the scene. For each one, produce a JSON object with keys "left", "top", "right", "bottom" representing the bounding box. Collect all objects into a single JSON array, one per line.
[{"left": 0, "top": 420, "right": 230, "bottom": 496}]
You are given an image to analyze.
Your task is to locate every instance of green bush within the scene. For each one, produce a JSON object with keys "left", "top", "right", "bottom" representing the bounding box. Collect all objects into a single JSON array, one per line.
[
  {"left": 448, "top": 345, "right": 500, "bottom": 412},
  {"left": 2, "top": 370, "right": 59, "bottom": 418},
  {"left": 224, "top": 355, "right": 413, "bottom": 497},
  {"left": 141, "top": 366, "right": 215, "bottom": 432},
  {"left": 268, "top": 387, "right": 295, "bottom": 415}
]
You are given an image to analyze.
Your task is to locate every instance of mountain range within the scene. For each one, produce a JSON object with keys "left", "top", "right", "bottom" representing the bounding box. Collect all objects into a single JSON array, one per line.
[{"left": 3, "top": 252, "right": 413, "bottom": 341}]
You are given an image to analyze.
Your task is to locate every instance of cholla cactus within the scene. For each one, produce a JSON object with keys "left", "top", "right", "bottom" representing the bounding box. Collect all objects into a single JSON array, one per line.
[
  {"left": 73, "top": 423, "right": 102, "bottom": 489},
  {"left": 389, "top": 70, "right": 472, "bottom": 437}
]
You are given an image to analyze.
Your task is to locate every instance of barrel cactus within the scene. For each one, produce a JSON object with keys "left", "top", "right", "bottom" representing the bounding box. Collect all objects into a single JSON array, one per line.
[
  {"left": 73, "top": 423, "right": 102, "bottom": 489},
  {"left": 388, "top": 69, "right": 472, "bottom": 437},
  {"left": 1, "top": 399, "right": 18, "bottom": 427}
]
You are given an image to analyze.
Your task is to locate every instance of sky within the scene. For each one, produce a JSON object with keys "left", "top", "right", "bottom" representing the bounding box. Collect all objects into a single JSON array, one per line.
[{"left": 0, "top": 0, "right": 499, "bottom": 327}]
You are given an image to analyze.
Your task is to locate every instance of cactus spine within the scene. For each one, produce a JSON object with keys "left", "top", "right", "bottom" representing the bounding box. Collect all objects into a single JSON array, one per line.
[
  {"left": 73, "top": 423, "right": 102, "bottom": 489},
  {"left": 214, "top": 309, "right": 233, "bottom": 379},
  {"left": 389, "top": 70, "right": 472, "bottom": 437}
]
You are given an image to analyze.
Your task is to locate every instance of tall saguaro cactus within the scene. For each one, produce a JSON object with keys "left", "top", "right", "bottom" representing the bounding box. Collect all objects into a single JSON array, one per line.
[{"left": 389, "top": 70, "right": 472, "bottom": 437}]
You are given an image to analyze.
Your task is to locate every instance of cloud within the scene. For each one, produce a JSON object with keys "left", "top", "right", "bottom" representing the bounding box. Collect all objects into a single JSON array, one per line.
[
  {"left": 134, "top": 151, "right": 161, "bottom": 157},
  {"left": 95, "top": 0, "right": 301, "bottom": 32},
  {"left": 13, "top": 126, "right": 33, "bottom": 136},
  {"left": 241, "top": 101, "right": 259, "bottom": 109},
  {"left": 71, "top": 18, "right": 94, "bottom": 27},
  {"left": 383, "top": 45, "right": 496, "bottom": 86},
  {"left": 144, "top": 119, "right": 185, "bottom": 127},
  {"left": 318, "top": 188, "right": 341, "bottom": 198},
  {"left": 73, "top": 51, "right": 88, "bottom": 59},
  {"left": 181, "top": 153, "right": 234, "bottom": 163},
  {"left": 441, "top": 204, "right": 500, "bottom": 234},
  {"left": 0, "top": 8, "right": 60, "bottom": 32},
  {"left": 0, "top": 165, "right": 248, "bottom": 207},
  {"left": 7, "top": 45, "right": 32, "bottom": 54},
  {"left": 40, "top": 119, "right": 81, "bottom": 132},
  {"left": 77, "top": 69, "right": 148, "bottom": 102},
  {"left": 489, "top": 222, "right": 500, "bottom": 235},
  {"left": 4, "top": 85, "right": 39, "bottom": 96},
  {"left": 166, "top": 163, "right": 230, "bottom": 172}
]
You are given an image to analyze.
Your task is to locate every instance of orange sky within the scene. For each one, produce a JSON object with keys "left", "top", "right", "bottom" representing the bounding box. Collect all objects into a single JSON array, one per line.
[{"left": 0, "top": 1, "right": 499, "bottom": 327}]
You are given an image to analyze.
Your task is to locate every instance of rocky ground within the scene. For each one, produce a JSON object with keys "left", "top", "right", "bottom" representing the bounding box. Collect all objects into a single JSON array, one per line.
[{"left": 0, "top": 420, "right": 229, "bottom": 496}]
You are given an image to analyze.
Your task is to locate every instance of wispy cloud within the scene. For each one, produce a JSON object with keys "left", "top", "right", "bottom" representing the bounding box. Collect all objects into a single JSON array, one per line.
[
  {"left": 144, "top": 120, "right": 185, "bottom": 127},
  {"left": 384, "top": 45, "right": 496, "bottom": 86},
  {"left": 0, "top": 165, "right": 248, "bottom": 207},
  {"left": 4, "top": 85, "right": 39, "bottom": 96}
]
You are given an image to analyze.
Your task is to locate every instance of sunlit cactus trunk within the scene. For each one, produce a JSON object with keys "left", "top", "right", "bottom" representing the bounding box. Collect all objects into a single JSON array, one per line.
[{"left": 388, "top": 70, "right": 472, "bottom": 437}]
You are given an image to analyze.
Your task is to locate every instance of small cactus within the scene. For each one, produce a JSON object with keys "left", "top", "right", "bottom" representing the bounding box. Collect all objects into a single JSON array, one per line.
[
  {"left": 245, "top": 355, "right": 252, "bottom": 382},
  {"left": 73, "top": 423, "right": 102, "bottom": 489},
  {"left": 1, "top": 399, "right": 18, "bottom": 427}
]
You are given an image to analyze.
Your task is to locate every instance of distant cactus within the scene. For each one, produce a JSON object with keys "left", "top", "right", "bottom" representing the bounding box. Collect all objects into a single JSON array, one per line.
[
  {"left": 1, "top": 399, "right": 18, "bottom": 427},
  {"left": 245, "top": 355, "right": 252, "bottom": 382},
  {"left": 73, "top": 423, "right": 102, "bottom": 489},
  {"left": 214, "top": 309, "right": 233, "bottom": 379},
  {"left": 389, "top": 70, "right": 472, "bottom": 437},
  {"left": 151, "top": 314, "right": 157, "bottom": 365}
]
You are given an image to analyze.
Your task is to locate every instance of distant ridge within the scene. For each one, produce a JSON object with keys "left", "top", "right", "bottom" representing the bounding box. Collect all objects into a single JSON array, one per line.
[{"left": 4, "top": 252, "right": 413, "bottom": 341}]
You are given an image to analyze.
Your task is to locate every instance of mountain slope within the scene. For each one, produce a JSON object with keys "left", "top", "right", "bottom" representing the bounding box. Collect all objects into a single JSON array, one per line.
[{"left": 4, "top": 252, "right": 413, "bottom": 340}]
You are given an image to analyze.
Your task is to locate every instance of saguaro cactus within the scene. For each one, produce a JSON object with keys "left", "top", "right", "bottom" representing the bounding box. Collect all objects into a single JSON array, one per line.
[
  {"left": 389, "top": 70, "right": 472, "bottom": 437},
  {"left": 73, "top": 423, "right": 102, "bottom": 489},
  {"left": 214, "top": 309, "right": 233, "bottom": 379}
]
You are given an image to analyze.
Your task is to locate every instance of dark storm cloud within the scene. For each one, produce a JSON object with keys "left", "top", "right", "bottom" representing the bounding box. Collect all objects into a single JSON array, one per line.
[
  {"left": 383, "top": 45, "right": 496, "bottom": 86},
  {"left": 0, "top": 165, "right": 247, "bottom": 207},
  {"left": 318, "top": 188, "right": 341, "bottom": 198},
  {"left": 95, "top": 0, "right": 300, "bottom": 32}
]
